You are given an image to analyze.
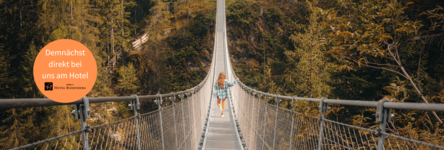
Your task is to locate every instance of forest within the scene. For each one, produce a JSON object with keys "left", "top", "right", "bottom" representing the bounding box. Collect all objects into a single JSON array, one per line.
[
  {"left": 226, "top": 0, "right": 444, "bottom": 147},
  {"left": 0, "top": 0, "right": 214, "bottom": 148},
  {"left": 0, "top": 0, "right": 444, "bottom": 149}
]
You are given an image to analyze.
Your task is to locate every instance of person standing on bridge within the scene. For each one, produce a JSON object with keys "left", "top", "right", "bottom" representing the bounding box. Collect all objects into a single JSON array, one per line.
[{"left": 214, "top": 72, "right": 238, "bottom": 117}]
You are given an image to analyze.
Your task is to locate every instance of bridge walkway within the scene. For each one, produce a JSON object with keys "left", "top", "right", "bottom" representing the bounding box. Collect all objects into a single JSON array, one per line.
[{"left": 201, "top": 0, "right": 243, "bottom": 149}]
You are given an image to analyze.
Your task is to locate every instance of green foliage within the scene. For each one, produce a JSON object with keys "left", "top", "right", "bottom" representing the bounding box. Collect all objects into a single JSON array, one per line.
[
  {"left": 227, "top": 0, "right": 332, "bottom": 107},
  {"left": 226, "top": 0, "right": 444, "bottom": 148},
  {"left": 0, "top": 0, "right": 216, "bottom": 147},
  {"left": 130, "top": 0, "right": 215, "bottom": 94},
  {"left": 0, "top": 108, "right": 30, "bottom": 148},
  {"left": 0, "top": 43, "right": 10, "bottom": 97},
  {"left": 317, "top": 0, "right": 444, "bottom": 147},
  {"left": 0, "top": 0, "right": 153, "bottom": 148},
  {"left": 321, "top": 0, "right": 422, "bottom": 64},
  {"left": 287, "top": 1, "right": 333, "bottom": 98},
  {"left": 382, "top": 77, "right": 409, "bottom": 102},
  {"left": 116, "top": 63, "right": 139, "bottom": 95},
  {"left": 1, "top": 0, "right": 444, "bottom": 148}
]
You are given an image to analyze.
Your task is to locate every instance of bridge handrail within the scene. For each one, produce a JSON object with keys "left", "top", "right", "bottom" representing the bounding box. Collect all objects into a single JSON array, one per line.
[
  {"left": 0, "top": 70, "right": 210, "bottom": 108},
  {"left": 226, "top": 49, "right": 444, "bottom": 112},
  {"left": 225, "top": 31, "right": 444, "bottom": 150},
  {"left": 1, "top": 44, "right": 215, "bottom": 150},
  {"left": 234, "top": 84, "right": 444, "bottom": 112}
]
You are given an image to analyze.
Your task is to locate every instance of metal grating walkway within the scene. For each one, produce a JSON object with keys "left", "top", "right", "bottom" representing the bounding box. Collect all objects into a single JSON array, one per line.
[{"left": 201, "top": 0, "right": 243, "bottom": 149}]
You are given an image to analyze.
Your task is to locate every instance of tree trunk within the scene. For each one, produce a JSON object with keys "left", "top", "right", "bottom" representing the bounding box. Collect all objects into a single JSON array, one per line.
[
  {"left": 134, "top": 4, "right": 137, "bottom": 38},
  {"left": 385, "top": 41, "right": 444, "bottom": 124},
  {"left": 70, "top": 0, "right": 73, "bottom": 38},
  {"left": 70, "top": 0, "right": 73, "bottom": 24},
  {"left": 187, "top": 10, "right": 191, "bottom": 19},
  {"left": 399, "top": 65, "right": 443, "bottom": 124},
  {"left": 121, "top": 0, "right": 124, "bottom": 52},
  {"left": 111, "top": 26, "right": 114, "bottom": 53},
  {"left": 122, "top": 0, "right": 124, "bottom": 37},
  {"left": 20, "top": 7, "right": 22, "bottom": 27},
  {"left": 309, "top": 28, "right": 315, "bottom": 98},
  {"left": 417, "top": 42, "right": 426, "bottom": 91},
  {"left": 156, "top": 48, "right": 160, "bottom": 92},
  {"left": 80, "top": 0, "right": 83, "bottom": 29},
  {"left": 110, "top": 6, "right": 115, "bottom": 54},
  {"left": 260, "top": 8, "right": 264, "bottom": 17}
]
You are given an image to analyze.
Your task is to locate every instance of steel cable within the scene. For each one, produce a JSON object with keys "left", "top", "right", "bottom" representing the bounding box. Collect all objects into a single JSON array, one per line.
[{"left": 230, "top": 80, "right": 444, "bottom": 150}]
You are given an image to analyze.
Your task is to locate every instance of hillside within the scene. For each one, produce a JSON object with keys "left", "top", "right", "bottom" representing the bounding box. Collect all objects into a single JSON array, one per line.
[
  {"left": 226, "top": 0, "right": 444, "bottom": 146},
  {"left": 1, "top": 0, "right": 444, "bottom": 148},
  {"left": 0, "top": 0, "right": 216, "bottom": 148}
]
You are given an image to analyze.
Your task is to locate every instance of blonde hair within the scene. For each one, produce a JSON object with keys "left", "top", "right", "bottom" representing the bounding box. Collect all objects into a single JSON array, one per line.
[{"left": 216, "top": 72, "right": 226, "bottom": 88}]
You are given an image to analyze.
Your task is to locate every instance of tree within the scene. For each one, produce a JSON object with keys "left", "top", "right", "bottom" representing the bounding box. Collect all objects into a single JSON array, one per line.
[
  {"left": 116, "top": 63, "right": 139, "bottom": 95},
  {"left": 321, "top": 0, "right": 443, "bottom": 124},
  {"left": 0, "top": 43, "right": 13, "bottom": 98},
  {"left": 0, "top": 108, "right": 28, "bottom": 148},
  {"left": 288, "top": 0, "right": 332, "bottom": 98}
]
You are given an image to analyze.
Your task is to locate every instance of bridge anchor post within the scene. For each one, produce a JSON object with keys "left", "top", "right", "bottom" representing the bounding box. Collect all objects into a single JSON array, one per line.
[
  {"left": 130, "top": 95, "right": 141, "bottom": 150},
  {"left": 72, "top": 96, "right": 91, "bottom": 150},
  {"left": 375, "top": 99, "right": 392, "bottom": 150}
]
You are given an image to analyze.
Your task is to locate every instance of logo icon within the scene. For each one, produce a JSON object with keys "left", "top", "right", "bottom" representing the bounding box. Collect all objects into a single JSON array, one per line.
[{"left": 45, "top": 82, "right": 53, "bottom": 91}]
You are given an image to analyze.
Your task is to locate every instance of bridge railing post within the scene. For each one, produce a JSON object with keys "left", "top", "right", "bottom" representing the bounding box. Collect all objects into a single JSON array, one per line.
[
  {"left": 375, "top": 99, "right": 391, "bottom": 150},
  {"left": 272, "top": 95, "right": 281, "bottom": 150},
  {"left": 262, "top": 94, "right": 270, "bottom": 149},
  {"left": 130, "top": 94, "right": 141, "bottom": 150},
  {"left": 178, "top": 92, "right": 186, "bottom": 149},
  {"left": 247, "top": 88, "right": 253, "bottom": 148},
  {"left": 289, "top": 96, "right": 296, "bottom": 150},
  {"left": 317, "top": 97, "right": 327, "bottom": 150},
  {"left": 256, "top": 92, "right": 262, "bottom": 149},
  {"left": 155, "top": 93, "right": 165, "bottom": 150},
  {"left": 169, "top": 92, "right": 178, "bottom": 150},
  {"left": 189, "top": 89, "right": 197, "bottom": 149},
  {"left": 72, "top": 96, "right": 91, "bottom": 150}
]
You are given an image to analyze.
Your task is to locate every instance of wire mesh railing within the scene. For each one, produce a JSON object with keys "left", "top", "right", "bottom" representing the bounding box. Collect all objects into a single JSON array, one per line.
[
  {"left": 226, "top": 70, "right": 444, "bottom": 150},
  {"left": 3, "top": 0, "right": 444, "bottom": 148},
  {"left": 4, "top": 86, "right": 212, "bottom": 150},
  {"left": 2, "top": 36, "right": 216, "bottom": 150},
  {"left": 228, "top": 81, "right": 444, "bottom": 150},
  {"left": 221, "top": 18, "right": 444, "bottom": 149}
]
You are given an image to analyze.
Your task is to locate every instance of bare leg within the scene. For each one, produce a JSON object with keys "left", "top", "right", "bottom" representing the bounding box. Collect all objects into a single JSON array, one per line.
[
  {"left": 217, "top": 98, "right": 221, "bottom": 108},
  {"left": 220, "top": 99, "right": 226, "bottom": 117},
  {"left": 222, "top": 99, "right": 226, "bottom": 110}
]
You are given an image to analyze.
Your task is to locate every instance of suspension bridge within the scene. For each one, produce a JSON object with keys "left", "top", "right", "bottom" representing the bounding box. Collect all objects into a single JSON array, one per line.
[{"left": 2, "top": 0, "right": 444, "bottom": 149}]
